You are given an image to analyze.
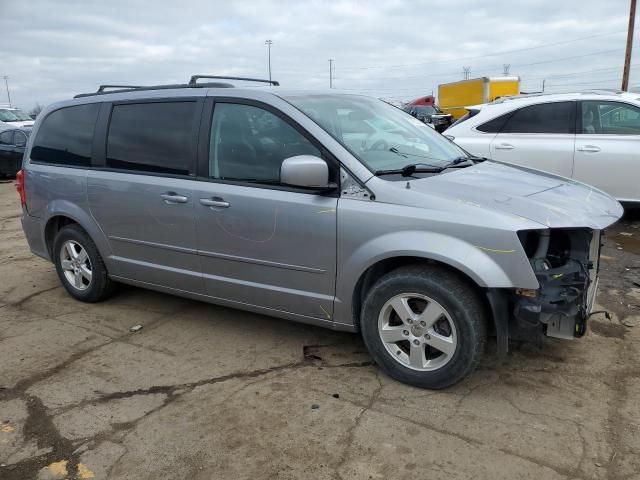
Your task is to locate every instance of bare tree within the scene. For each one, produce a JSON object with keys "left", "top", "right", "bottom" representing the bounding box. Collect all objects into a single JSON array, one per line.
[{"left": 29, "top": 103, "right": 44, "bottom": 118}]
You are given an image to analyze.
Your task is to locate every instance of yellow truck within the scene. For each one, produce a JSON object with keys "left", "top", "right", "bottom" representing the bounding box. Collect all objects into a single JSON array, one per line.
[{"left": 438, "top": 76, "right": 520, "bottom": 119}]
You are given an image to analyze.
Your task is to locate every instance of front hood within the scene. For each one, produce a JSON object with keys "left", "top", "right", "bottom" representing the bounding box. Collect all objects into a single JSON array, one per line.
[{"left": 401, "top": 161, "right": 623, "bottom": 229}]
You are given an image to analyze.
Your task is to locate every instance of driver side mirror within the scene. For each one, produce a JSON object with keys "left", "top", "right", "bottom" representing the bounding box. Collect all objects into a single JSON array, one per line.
[{"left": 280, "top": 155, "right": 335, "bottom": 190}]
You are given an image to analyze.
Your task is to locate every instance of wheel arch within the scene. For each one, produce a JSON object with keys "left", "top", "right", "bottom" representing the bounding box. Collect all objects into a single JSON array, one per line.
[
  {"left": 348, "top": 256, "right": 493, "bottom": 333},
  {"left": 43, "top": 201, "right": 111, "bottom": 261}
]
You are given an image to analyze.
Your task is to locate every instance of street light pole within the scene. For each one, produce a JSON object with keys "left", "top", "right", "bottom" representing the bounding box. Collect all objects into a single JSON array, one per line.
[
  {"left": 622, "top": 0, "right": 637, "bottom": 91},
  {"left": 2, "top": 76, "right": 11, "bottom": 107},
  {"left": 265, "top": 40, "right": 273, "bottom": 82}
]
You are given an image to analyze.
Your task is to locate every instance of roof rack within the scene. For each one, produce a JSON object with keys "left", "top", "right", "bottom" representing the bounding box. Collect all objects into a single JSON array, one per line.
[
  {"left": 581, "top": 89, "right": 624, "bottom": 95},
  {"left": 189, "top": 75, "right": 279, "bottom": 86},
  {"left": 74, "top": 75, "right": 279, "bottom": 98},
  {"left": 97, "top": 85, "right": 143, "bottom": 93}
]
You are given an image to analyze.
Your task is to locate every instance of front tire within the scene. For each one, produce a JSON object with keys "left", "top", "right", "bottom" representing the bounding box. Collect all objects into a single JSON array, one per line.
[
  {"left": 361, "top": 265, "right": 486, "bottom": 389},
  {"left": 53, "top": 224, "right": 114, "bottom": 303}
]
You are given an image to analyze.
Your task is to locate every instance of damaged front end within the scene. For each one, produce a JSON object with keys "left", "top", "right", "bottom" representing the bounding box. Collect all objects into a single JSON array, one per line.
[{"left": 513, "top": 228, "right": 600, "bottom": 340}]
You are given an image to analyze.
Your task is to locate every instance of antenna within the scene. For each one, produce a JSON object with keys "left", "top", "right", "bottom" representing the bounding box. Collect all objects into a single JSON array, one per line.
[
  {"left": 462, "top": 66, "right": 471, "bottom": 80},
  {"left": 503, "top": 64, "right": 511, "bottom": 76}
]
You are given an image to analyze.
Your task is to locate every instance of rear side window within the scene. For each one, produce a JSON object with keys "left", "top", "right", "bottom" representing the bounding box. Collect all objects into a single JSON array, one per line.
[
  {"left": 106, "top": 102, "right": 197, "bottom": 175},
  {"left": 31, "top": 104, "right": 99, "bottom": 166},
  {"left": 501, "top": 102, "right": 575, "bottom": 134},
  {"left": 476, "top": 111, "right": 512, "bottom": 133}
]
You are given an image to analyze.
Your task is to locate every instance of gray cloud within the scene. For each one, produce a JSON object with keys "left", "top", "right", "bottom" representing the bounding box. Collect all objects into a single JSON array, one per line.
[{"left": 0, "top": 0, "right": 635, "bottom": 109}]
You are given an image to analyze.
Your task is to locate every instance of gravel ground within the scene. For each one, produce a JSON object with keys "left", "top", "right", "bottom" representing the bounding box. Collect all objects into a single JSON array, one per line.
[{"left": 0, "top": 181, "right": 639, "bottom": 480}]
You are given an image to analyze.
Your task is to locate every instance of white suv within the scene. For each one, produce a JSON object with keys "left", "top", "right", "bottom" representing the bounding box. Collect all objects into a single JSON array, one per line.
[
  {"left": 0, "top": 106, "right": 35, "bottom": 130},
  {"left": 445, "top": 91, "right": 640, "bottom": 205}
]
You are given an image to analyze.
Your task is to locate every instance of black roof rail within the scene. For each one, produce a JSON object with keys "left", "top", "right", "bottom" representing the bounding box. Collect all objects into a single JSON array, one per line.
[
  {"left": 97, "top": 85, "right": 143, "bottom": 93},
  {"left": 189, "top": 75, "right": 279, "bottom": 86},
  {"left": 74, "top": 74, "right": 276, "bottom": 99}
]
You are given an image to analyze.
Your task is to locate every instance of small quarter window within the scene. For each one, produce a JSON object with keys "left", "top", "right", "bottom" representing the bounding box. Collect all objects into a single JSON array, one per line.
[{"left": 476, "top": 112, "right": 512, "bottom": 133}]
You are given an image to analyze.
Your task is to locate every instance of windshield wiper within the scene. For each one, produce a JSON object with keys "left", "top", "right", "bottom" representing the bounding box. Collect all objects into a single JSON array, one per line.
[
  {"left": 389, "top": 146, "right": 408, "bottom": 158},
  {"left": 375, "top": 157, "right": 474, "bottom": 177},
  {"left": 376, "top": 163, "right": 444, "bottom": 176}
]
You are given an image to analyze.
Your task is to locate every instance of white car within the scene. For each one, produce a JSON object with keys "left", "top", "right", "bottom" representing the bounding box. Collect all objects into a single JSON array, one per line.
[
  {"left": 0, "top": 106, "right": 35, "bottom": 130},
  {"left": 445, "top": 91, "right": 640, "bottom": 205}
]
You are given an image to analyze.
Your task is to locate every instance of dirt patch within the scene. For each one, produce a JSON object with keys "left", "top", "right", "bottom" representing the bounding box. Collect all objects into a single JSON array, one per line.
[{"left": 589, "top": 320, "right": 626, "bottom": 339}]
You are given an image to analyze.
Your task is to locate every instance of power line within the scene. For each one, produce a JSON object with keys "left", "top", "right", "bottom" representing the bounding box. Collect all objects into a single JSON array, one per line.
[
  {"left": 337, "top": 29, "right": 629, "bottom": 72},
  {"left": 334, "top": 46, "right": 634, "bottom": 86}
]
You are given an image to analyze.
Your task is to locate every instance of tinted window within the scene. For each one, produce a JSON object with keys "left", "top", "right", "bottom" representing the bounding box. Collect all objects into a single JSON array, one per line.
[
  {"left": 582, "top": 100, "right": 640, "bottom": 135},
  {"left": 107, "top": 102, "right": 197, "bottom": 175},
  {"left": 476, "top": 112, "right": 512, "bottom": 133},
  {"left": 0, "top": 130, "right": 13, "bottom": 145},
  {"left": 209, "top": 103, "right": 320, "bottom": 182},
  {"left": 31, "top": 104, "right": 99, "bottom": 166},
  {"left": 502, "top": 102, "right": 575, "bottom": 134}
]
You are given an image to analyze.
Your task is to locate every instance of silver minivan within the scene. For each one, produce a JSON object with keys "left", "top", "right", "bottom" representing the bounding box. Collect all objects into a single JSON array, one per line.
[{"left": 18, "top": 76, "right": 623, "bottom": 389}]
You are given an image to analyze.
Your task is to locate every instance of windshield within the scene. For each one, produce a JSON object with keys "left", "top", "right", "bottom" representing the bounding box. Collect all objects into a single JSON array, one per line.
[
  {"left": 285, "top": 94, "right": 467, "bottom": 172},
  {"left": 414, "top": 106, "right": 437, "bottom": 115},
  {"left": 0, "top": 109, "right": 31, "bottom": 122}
]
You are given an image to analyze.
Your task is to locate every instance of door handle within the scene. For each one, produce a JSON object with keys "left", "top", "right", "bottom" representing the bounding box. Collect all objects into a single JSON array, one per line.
[
  {"left": 577, "top": 145, "right": 601, "bottom": 153},
  {"left": 160, "top": 192, "right": 189, "bottom": 204},
  {"left": 200, "top": 198, "right": 230, "bottom": 208},
  {"left": 494, "top": 143, "right": 515, "bottom": 150}
]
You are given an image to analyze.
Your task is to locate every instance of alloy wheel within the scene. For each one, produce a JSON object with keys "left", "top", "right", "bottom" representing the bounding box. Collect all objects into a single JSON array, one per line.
[
  {"left": 377, "top": 293, "right": 457, "bottom": 371},
  {"left": 60, "top": 240, "right": 92, "bottom": 291}
]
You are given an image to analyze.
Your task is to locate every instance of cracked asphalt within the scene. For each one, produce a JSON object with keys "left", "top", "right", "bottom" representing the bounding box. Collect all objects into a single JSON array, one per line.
[{"left": 1, "top": 182, "right": 640, "bottom": 480}]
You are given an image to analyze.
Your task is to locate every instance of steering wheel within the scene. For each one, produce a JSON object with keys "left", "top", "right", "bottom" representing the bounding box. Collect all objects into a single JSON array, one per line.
[{"left": 368, "top": 139, "right": 389, "bottom": 152}]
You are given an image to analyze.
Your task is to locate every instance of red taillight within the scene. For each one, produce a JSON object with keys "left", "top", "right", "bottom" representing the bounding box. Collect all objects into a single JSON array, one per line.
[{"left": 16, "top": 169, "right": 26, "bottom": 206}]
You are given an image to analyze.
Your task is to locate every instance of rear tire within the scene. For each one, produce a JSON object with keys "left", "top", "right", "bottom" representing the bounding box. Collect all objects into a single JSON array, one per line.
[
  {"left": 53, "top": 224, "right": 114, "bottom": 303},
  {"left": 360, "top": 265, "right": 486, "bottom": 389}
]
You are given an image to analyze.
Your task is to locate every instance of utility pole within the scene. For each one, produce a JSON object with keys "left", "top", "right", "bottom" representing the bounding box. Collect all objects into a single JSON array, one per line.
[
  {"left": 462, "top": 66, "right": 471, "bottom": 80},
  {"left": 622, "top": 0, "right": 636, "bottom": 91},
  {"left": 329, "top": 59, "right": 333, "bottom": 88},
  {"left": 265, "top": 40, "right": 273, "bottom": 83},
  {"left": 2, "top": 76, "right": 10, "bottom": 106}
]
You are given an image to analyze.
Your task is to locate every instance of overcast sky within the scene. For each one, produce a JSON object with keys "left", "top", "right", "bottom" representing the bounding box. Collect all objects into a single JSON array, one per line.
[{"left": 0, "top": 0, "right": 637, "bottom": 110}]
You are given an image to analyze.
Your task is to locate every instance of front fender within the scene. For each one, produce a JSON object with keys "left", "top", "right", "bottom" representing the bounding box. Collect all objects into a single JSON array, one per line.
[{"left": 333, "top": 230, "right": 538, "bottom": 327}]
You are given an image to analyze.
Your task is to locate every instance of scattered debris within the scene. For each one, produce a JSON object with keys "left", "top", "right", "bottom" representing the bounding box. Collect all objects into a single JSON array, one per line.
[
  {"left": 129, "top": 324, "right": 143, "bottom": 333},
  {"left": 311, "top": 404, "right": 320, "bottom": 410},
  {"left": 618, "top": 247, "right": 624, "bottom": 250},
  {"left": 332, "top": 393, "right": 340, "bottom": 399},
  {"left": 595, "top": 462, "right": 602, "bottom": 467},
  {"left": 620, "top": 232, "right": 633, "bottom": 237},
  {"left": 77, "top": 463, "right": 95, "bottom": 479},
  {"left": 37, "top": 460, "right": 68, "bottom": 480}
]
